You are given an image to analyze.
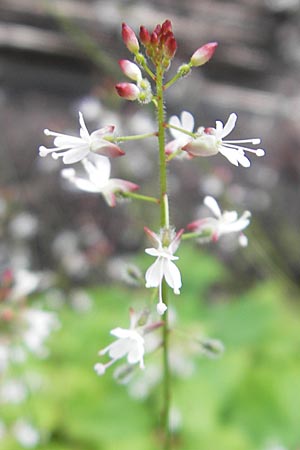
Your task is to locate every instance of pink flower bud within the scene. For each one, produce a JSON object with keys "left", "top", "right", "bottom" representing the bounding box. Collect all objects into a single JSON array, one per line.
[
  {"left": 115, "top": 82, "right": 140, "bottom": 101},
  {"left": 122, "top": 23, "right": 139, "bottom": 54},
  {"left": 119, "top": 60, "right": 142, "bottom": 81},
  {"left": 139, "top": 26, "right": 150, "bottom": 46},
  {"left": 190, "top": 42, "right": 218, "bottom": 67}
]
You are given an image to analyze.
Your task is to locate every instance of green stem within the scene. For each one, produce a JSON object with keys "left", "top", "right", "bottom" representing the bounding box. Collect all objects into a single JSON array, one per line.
[
  {"left": 163, "top": 72, "right": 182, "bottom": 90},
  {"left": 165, "top": 123, "right": 196, "bottom": 138},
  {"left": 120, "top": 191, "right": 159, "bottom": 204},
  {"left": 105, "top": 132, "right": 157, "bottom": 143},
  {"left": 156, "top": 66, "right": 171, "bottom": 450},
  {"left": 181, "top": 230, "right": 211, "bottom": 241}
]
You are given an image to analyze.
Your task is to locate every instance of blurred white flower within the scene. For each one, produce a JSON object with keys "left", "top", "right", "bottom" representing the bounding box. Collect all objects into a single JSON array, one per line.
[
  {"left": 95, "top": 309, "right": 147, "bottom": 376},
  {"left": 0, "top": 379, "right": 27, "bottom": 404},
  {"left": 9, "top": 213, "right": 39, "bottom": 240},
  {"left": 39, "top": 112, "right": 124, "bottom": 164},
  {"left": 183, "top": 113, "right": 265, "bottom": 167},
  {"left": 0, "top": 344, "right": 9, "bottom": 374},
  {"left": 23, "top": 309, "right": 60, "bottom": 357},
  {"left": 10, "top": 270, "right": 41, "bottom": 301},
  {"left": 13, "top": 420, "right": 40, "bottom": 448},
  {"left": 144, "top": 227, "right": 183, "bottom": 315},
  {"left": 187, "top": 196, "right": 251, "bottom": 246},
  {"left": 62, "top": 154, "right": 139, "bottom": 207}
]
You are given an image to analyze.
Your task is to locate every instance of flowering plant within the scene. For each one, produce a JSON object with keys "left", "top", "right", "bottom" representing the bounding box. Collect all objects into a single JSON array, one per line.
[{"left": 38, "top": 19, "right": 264, "bottom": 450}]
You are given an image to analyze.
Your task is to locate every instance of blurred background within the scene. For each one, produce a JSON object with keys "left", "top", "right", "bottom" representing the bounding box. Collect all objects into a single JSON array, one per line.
[{"left": 1, "top": 0, "right": 300, "bottom": 449}]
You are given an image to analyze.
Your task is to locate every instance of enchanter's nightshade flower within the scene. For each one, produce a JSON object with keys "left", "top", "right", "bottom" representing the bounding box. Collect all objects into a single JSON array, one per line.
[
  {"left": 94, "top": 309, "right": 145, "bottom": 376},
  {"left": 165, "top": 111, "right": 194, "bottom": 158},
  {"left": 187, "top": 196, "right": 251, "bottom": 246},
  {"left": 144, "top": 227, "right": 183, "bottom": 315},
  {"left": 183, "top": 113, "right": 265, "bottom": 167},
  {"left": 61, "top": 154, "right": 139, "bottom": 207},
  {"left": 39, "top": 112, "right": 124, "bottom": 164}
]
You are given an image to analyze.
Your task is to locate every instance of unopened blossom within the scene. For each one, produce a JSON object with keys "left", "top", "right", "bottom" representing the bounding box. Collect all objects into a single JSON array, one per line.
[
  {"left": 190, "top": 42, "right": 218, "bottom": 67},
  {"left": 144, "top": 227, "right": 183, "bottom": 315},
  {"left": 39, "top": 112, "right": 124, "bottom": 164},
  {"left": 116, "top": 78, "right": 152, "bottom": 104},
  {"left": 119, "top": 60, "right": 142, "bottom": 82},
  {"left": 165, "top": 111, "right": 194, "bottom": 158},
  {"left": 94, "top": 309, "right": 145, "bottom": 376},
  {"left": 61, "top": 153, "right": 139, "bottom": 207},
  {"left": 187, "top": 196, "right": 251, "bottom": 246},
  {"left": 122, "top": 23, "right": 139, "bottom": 54},
  {"left": 183, "top": 113, "right": 265, "bottom": 167}
]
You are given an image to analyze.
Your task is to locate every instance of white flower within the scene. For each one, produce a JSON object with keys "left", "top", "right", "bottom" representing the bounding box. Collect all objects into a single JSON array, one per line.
[
  {"left": 165, "top": 111, "right": 194, "bottom": 158},
  {"left": 23, "top": 309, "right": 60, "bottom": 357},
  {"left": 94, "top": 309, "right": 145, "bottom": 375},
  {"left": 183, "top": 113, "right": 265, "bottom": 167},
  {"left": 39, "top": 112, "right": 124, "bottom": 164},
  {"left": 13, "top": 420, "right": 40, "bottom": 448},
  {"left": 61, "top": 153, "right": 139, "bottom": 207},
  {"left": 187, "top": 196, "right": 251, "bottom": 246},
  {"left": 144, "top": 227, "right": 183, "bottom": 315}
]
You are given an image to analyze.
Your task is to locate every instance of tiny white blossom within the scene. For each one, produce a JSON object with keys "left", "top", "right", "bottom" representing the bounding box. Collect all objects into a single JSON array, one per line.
[
  {"left": 183, "top": 113, "right": 265, "bottom": 167},
  {"left": 144, "top": 227, "right": 183, "bottom": 315},
  {"left": 61, "top": 153, "right": 139, "bottom": 207},
  {"left": 94, "top": 309, "right": 145, "bottom": 376},
  {"left": 165, "top": 111, "right": 194, "bottom": 158},
  {"left": 13, "top": 420, "right": 40, "bottom": 448},
  {"left": 23, "top": 309, "right": 60, "bottom": 357},
  {"left": 39, "top": 112, "right": 124, "bottom": 164},
  {"left": 188, "top": 196, "right": 251, "bottom": 245}
]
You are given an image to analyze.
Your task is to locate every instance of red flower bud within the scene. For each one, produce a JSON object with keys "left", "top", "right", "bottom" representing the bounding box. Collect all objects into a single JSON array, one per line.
[
  {"left": 150, "top": 31, "right": 159, "bottom": 46},
  {"left": 164, "top": 36, "right": 177, "bottom": 59},
  {"left": 122, "top": 23, "right": 139, "bottom": 54},
  {"left": 190, "top": 42, "right": 218, "bottom": 67},
  {"left": 115, "top": 82, "right": 140, "bottom": 101},
  {"left": 161, "top": 20, "right": 172, "bottom": 34},
  {"left": 139, "top": 26, "right": 150, "bottom": 46}
]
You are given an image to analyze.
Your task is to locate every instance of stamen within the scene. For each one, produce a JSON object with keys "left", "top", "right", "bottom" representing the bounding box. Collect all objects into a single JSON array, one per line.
[
  {"left": 256, "top": 149, "right": 265, "bottom": 157},
  {"left": 225, "top": 138, "right": 261, "bottom": 145},
  {"left": 221, "top": 142, "right": 262, "bottom": 154}
]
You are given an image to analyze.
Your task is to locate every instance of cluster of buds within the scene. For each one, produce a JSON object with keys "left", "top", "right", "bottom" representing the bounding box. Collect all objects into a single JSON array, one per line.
[
  {"left": 139, "top": 20, "right": 177, "bottom": 69},
  {"left": 116, "top": 59, "right": 152, "bottom": 104}
]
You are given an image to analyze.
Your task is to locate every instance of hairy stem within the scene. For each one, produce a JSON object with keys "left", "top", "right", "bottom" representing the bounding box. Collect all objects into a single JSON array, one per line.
[{"left": 156, "top": 66, "right": 171, "bottom": 450}]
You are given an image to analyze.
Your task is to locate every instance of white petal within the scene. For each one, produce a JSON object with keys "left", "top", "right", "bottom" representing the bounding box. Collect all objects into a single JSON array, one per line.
[
  {"left": 66, "top": 175, "right": 101, "bottom": 193},
  {"left": 163, "top": 259, "right": 182, "bottom": 294},
  {"left": 108, "top": 339, "right": 131, "bottom": 360},
  {"left": 218, "top": 146, "right": 240, "bottom": 166},
  {"left": 82, "top": 157, "right": 110, "bottom": 186},
  {"left": 181, "top": 111, "right": 194, "bottom": 132},
  {"left": 78, "top": 111, "right": 90, "bottom": 141},
  {"left": 221, "top": 113, "right": 237, "bottom": 138},
  {"left": 204, "top": 196, "right": 221, "bottom": 218},
  {"left": 145, "top": 247, "right": 160, "bottom": 257},
  {"left": 110, "top": 327, "right": 131, "bottom": 339},
  {"left": 169, "top": 115, "right": 184, "bottom": 139},
  {"left": 145, "top": 258, "right": 163, "bottom": 288},
  {"left": 62, "top": 147, "right": 90, "bottom": 164}
]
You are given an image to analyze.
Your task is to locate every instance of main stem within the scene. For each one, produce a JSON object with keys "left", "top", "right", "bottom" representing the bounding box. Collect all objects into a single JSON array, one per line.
[{"left": 156, "top": 66, "right": 171, "bottom": 450}]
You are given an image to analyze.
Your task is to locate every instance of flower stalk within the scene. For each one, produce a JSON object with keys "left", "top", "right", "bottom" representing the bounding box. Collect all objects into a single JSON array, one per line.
[{"left": 156, "top": 63, "right": 171, "bottom": 450}]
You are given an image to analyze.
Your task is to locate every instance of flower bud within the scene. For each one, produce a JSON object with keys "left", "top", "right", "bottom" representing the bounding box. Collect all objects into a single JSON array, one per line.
[
  {"left": 119, "top": 60, "right": 142, "bottom": 81},
  {"left": 190, "top": 42, "right": 218, "bottom": 67},
  {"left": 139, "top": 26, "right": 150, "bottom": 46},
  {"left": 115, "top": 82, "right": 140, "bottom": 101},
  {"left": 164, "top": 36, "right": 177, "bottom": 59},
  {"left": 122, "top": 23, "right": 139, "bottom": 54}
]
